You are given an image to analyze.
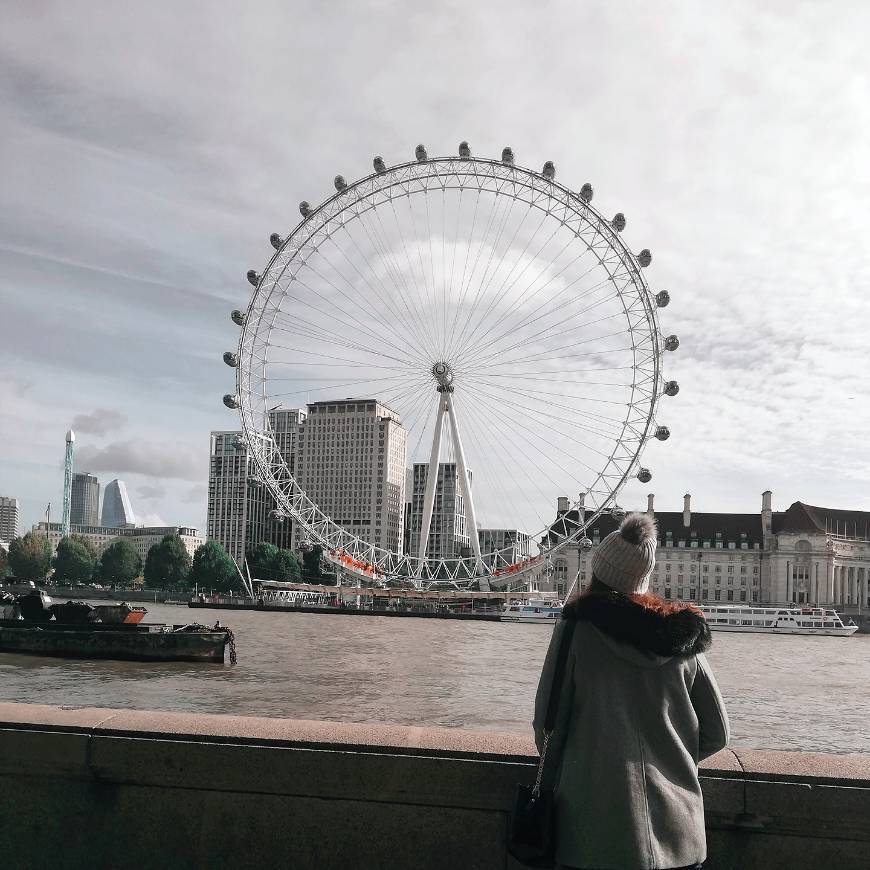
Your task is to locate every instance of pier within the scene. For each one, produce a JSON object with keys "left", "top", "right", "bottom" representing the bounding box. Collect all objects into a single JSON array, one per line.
[{"left": 1, "top": 702, "right": 867, "bottom": 869}]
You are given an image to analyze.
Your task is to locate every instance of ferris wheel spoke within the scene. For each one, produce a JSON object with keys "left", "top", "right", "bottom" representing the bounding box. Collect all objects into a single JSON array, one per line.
[
  {"left": 387, "top": 198, "right": 441, "bottom": 358},
  {"left": 362, "top": 207, "right": 441, "bottom": 361},
  {"left": 447, "top": 192, "right": 526, "bottom": 362},
  {"left": 457, "top": 387, "right": 587, "bottom": 508},
  {"left": 405, "top": 194, "right": 439, "bottom": 348},
  {"left": 460, "top": 380, "right": 614, "bottom": 469},
  {"left": 453, "top": 392, "right": 550, "bottom": 532},
  {"left": 295, "top": 251, "right": 427, "bottom": 367},
  {"left": 265, "top": 371, "right": 424, "bottom": 401},
  {"left": 329, "top": 222, "right": 433, "bottom": 364},
  {"left": 461, "top": 274, "right": 619, "bottom": 370},
  {"left": 450, "top": 205, "right": 548, "bottom": 361},
  {"left": 469, "top": 377, "right": 629, "bottom": 431},
  {"left": 454, "top": 242, "right": 593, "bottom": 366}
]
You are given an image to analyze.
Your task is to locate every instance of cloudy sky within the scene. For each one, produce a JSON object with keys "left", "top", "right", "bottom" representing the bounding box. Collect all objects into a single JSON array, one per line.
[{"left": 1, "top": 0, "right": 868, "bottom": 538}]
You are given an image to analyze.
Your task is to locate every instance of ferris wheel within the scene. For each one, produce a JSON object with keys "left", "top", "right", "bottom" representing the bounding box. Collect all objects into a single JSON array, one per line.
[{"left": 223, "top": 143, "right": 678, "bottom": 588}]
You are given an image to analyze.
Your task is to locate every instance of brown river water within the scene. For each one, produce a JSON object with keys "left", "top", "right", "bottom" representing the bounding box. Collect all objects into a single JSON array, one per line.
[{"left": 1, "top": 602, "right": 868, "bottom": 754}]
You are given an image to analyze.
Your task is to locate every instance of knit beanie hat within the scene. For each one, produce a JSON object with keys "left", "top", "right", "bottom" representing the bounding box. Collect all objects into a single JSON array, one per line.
[{"left": 591, "top": 512, "right": 657, "bottom": 595}]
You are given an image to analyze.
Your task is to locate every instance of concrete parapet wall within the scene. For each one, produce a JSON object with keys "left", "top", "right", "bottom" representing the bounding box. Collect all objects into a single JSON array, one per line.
[{"left": 0, "top": 702, "right": 867, "bottom": 869}]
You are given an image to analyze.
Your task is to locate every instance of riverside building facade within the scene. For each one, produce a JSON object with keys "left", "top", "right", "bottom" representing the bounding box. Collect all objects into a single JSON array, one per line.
[
  {"left": 406, "top": 462, "right": 470, "bottom": 559},
  {"left": 32, "top": 522, "right": 203, "bottom": 562},
  {"left": 544, "top": 492, "right": 870, "bottom": 609},
  {"left": 294, "top": 400, "right": 407, "bottom": 553},
  {"left": 207, "top": 409, "right": 304, "bottom": 564},
  {"left": 70, "top": 473, "right": 100, "bottom": 526},
  {"left": 478, "top": 528, "right": 531, "bottom": 569},
  {"left": 0, "top": 496, "right": 20, "bottom": 542}
]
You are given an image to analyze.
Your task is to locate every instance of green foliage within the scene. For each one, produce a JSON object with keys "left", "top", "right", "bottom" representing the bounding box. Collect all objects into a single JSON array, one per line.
[
  {"left": 247, "top": 541, "right": 301, "bottom": 583},
  {"left": 0, "top": 546, "right": 10, "bottom": 579},
  {"left": 97, "top": 539, "right": 142, "bottom": 586},
  {"left": 144, "top": 534, "right": 191, "bottom": 588},
  {"left": 8, "top": 532, "right": 53, "bottom": 581},
  {"left": 189, "top": 541, "right": 239, "bottom": 594},
  {"left": 52, "top": 535, "right": 98, "bottom": 585},
  {"left": 301, "top": 545, "right": 323, "bottom": 581}
]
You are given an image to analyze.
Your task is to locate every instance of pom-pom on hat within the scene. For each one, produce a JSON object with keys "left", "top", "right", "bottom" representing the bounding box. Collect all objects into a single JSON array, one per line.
[{"left": 591, "top": 512, "right": 658, "bottom": 595}]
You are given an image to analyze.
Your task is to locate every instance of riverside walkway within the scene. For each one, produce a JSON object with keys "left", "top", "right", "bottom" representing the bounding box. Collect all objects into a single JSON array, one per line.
[{"left": 0, "top": 702, "right": 868, "bottom": 869}]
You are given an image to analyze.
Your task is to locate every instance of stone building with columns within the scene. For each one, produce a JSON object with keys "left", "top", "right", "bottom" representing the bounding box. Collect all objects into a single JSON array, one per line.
[{"left": 543, "top": 491, "right": 870, "bottom": 611}]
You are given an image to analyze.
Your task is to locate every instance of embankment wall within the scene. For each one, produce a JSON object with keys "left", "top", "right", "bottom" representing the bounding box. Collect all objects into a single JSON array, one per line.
[{"left": 0, "top": 702, "right": 867, "bottom": 869}]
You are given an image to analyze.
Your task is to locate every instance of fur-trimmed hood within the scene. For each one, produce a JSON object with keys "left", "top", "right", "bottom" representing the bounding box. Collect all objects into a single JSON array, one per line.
[{"left": 562, "top": 590, "right": 711, "bottom": 659}]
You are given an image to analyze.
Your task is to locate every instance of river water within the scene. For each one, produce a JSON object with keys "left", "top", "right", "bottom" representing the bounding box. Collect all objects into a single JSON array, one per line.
[{"left": 1, "top": 603, "right": 868, "bottom": 754}]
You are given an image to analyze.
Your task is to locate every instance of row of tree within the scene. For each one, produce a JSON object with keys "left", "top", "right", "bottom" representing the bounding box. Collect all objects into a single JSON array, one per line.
[{"left": 0, "top": 531, "right": 316, "bottom": 595}]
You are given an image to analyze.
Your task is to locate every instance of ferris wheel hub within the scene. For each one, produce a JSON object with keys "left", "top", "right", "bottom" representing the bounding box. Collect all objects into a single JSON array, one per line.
[{"left": 431, "top": 361, "right": 455, "bottom": 391}]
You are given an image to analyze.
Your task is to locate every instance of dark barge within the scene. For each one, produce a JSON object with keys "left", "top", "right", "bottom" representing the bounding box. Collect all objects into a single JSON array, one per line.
[{"left": 0, "top": 592, "right": 235, "bottom": 663}]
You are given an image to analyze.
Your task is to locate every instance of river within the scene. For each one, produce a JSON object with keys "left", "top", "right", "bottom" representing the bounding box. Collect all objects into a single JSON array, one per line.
[{"left": 1, "top": 602, "right": 868, "bottom": 754}]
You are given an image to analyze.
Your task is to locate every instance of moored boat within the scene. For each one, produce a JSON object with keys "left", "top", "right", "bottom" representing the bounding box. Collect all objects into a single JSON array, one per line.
[
  {"left": 501, "top": 598, "right": 563, "bottom": 624},
  {"left": 700, "top": 604, "right": 858, "bottom": 636},
  {"left": 0, "top": 619, "right": 235, "bottom": 662}
]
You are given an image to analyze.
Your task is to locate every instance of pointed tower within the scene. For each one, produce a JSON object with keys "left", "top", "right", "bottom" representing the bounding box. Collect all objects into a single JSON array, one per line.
[{"left": 61, "top": 429, "right": 75, "bottom": 538}]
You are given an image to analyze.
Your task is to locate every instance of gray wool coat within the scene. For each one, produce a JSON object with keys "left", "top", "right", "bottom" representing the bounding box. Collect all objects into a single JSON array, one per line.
[{"left": 533, "top": 591, "right": 729, "bottom": 870}]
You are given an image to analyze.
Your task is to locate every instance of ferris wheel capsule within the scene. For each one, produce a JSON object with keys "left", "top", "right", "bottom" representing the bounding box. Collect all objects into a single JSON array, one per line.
[
  {"left": 663, "top": 380, "right": 680, "bottom": 397},
  {"left": 415, "top": 144, "right": 428, "bottom": 162},
  {"left": 542, "top": 161, "right": 555, "bottom": 180},
  {"left": 246, "top": 270, "right": 260, "bottom": 287},
  {"left": 223, "top": 351, "right": 239, "bottom": 367},
  {"left": 334, "top": 176, "right": 347, "bottom": 192},
  {"left": 458, "top": 141, "right": 471, "bottom": 158},
  {"left": 637, "top": 468, "right": 652, "bottom": 484},
  {"left": 611, "top": 213, "right": 626, "bottom": 232},
  {"left": 222, "top": 394, "right": 239, "bottom": 409},
  {"left": 610, "top": 506, "right": 626, "bottom": 522},
  {"left": 637, "top": 249, "right": 652, "bottom": 267},
  {"left": 269, "top": 509, "right": 285, "bottom": 523},
  {"left": 654, "top": 425, "right": 671, "bottom": 441},
  {"left": 579, "top": 537, "right": 593, "bottom": 552},
  {"left": 232, "top": 435, "right": 244, "bottom": 450},
  {"left": 655, "top": 290, "right": 670, "bottom": 308},
  {"left": 299, "top": 201, "right": 312, "bottom": 218},
  {"left": 231, "top": 310, "right": 246, "bottom": 326},
  {"left": 579, "top": 183, "right": 594, "bottom": 202},
  {"left": 373, "top": 156, "right": 386, "bottom": 173},
  {"left": 269, "top": 233, "right": 284, "bottom": 250},
  {"left": 501, "top": 147, "right": 515, "bottom": 165},
  {"left": 664, "top": 334, "right": 680, "bottom": 351}
]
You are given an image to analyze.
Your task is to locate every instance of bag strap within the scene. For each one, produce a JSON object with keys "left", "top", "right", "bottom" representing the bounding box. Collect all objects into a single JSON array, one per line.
[{"left": 534, "top": 618, "right": 576, "bottom": 795}]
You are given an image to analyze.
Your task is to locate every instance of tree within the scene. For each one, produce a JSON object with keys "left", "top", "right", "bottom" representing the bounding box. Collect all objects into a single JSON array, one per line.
[
  {"left": 52, "top": 535, "right": 98, "bottom": 585},
  {"left": 8, "top": 532, "right": 53, "bottom": 582},
  {"left": 0, "top": 546, "right": 10, "bottom": 579},
  {"left": 97, "top": 539, "right": 142, "bottom": 587},
  {"left": 189, "top": 541, "right": 239, "bottom": 594},
  {"left": 143, "top": 534, "right": 191, "bottom": 588},
  {"left": 301, "top": 545, "right": 324, "bottom": 581},
  {"left": 247, "top": 542, "right": 301, "bottom": 583}
]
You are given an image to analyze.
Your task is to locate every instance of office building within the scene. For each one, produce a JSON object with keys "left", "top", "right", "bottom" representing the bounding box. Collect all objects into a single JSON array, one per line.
[
  {"left": 407, "top": 462, "right": 471, "bottom": 559},
  {"left": 295, "top": 399, "right": 407, "bottom": 553},
  {"left": 101, "top": 479, "right": 136, "bottom": 527},
  {"left": 0, "top": 496, "right": 20, "bottom": 542},
  {"left": 70, "top": 473, "right": 100, "bottom": 526},
  {"left": 207, "top": 409, "right": 305, "bottom": 564}
]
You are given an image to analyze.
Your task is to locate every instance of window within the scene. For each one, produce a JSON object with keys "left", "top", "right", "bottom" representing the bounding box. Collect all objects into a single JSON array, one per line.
[
  {"left": 727, "top": 565, "right": 734, "bottom": 574},
  {"left": 727, "top": 590, "right": 734, "bottom": 601},
  {"left": 714, "top": 589, "right": 721, "bottom": 601}
]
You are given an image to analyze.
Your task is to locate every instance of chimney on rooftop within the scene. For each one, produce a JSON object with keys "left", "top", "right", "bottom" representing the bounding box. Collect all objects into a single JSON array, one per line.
[
  {"left": 683, "top": 493, "right": 691, "bottom": 528},
  {"left": 557, "top": 496, "right": 569, "bottom": 514},
  {"left": 647, "top": 493, "right": 655, "bottom": 516},
  {"left": 761, "top": 490, "right": 772, "bottom": 536}
]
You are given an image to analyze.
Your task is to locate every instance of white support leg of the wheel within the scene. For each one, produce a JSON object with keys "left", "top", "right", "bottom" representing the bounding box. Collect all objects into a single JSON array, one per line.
[
  {"left": 444, "top": 391, "right": 489, "bottom": 591},
  {"left": 417, "top": 394, "right": 447, "bottom": 569}
]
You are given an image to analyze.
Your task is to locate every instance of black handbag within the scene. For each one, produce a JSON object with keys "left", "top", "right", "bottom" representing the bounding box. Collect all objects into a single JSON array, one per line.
[{"left": 507, "top": 618, "right": 575, "bottom": 868}]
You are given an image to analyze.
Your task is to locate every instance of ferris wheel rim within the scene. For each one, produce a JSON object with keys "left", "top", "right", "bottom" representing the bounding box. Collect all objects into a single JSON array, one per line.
[{"left": 233, "top": 151, "right": 669, "bottom": 586}]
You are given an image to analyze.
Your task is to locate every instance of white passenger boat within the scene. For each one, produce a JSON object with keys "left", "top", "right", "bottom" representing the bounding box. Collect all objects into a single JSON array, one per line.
[
  {"left": 501, "top": 598, "right": 563, "bottom": 624},
  {"left": 700, "top": 605, "right": 859, "bottom": 636}
]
